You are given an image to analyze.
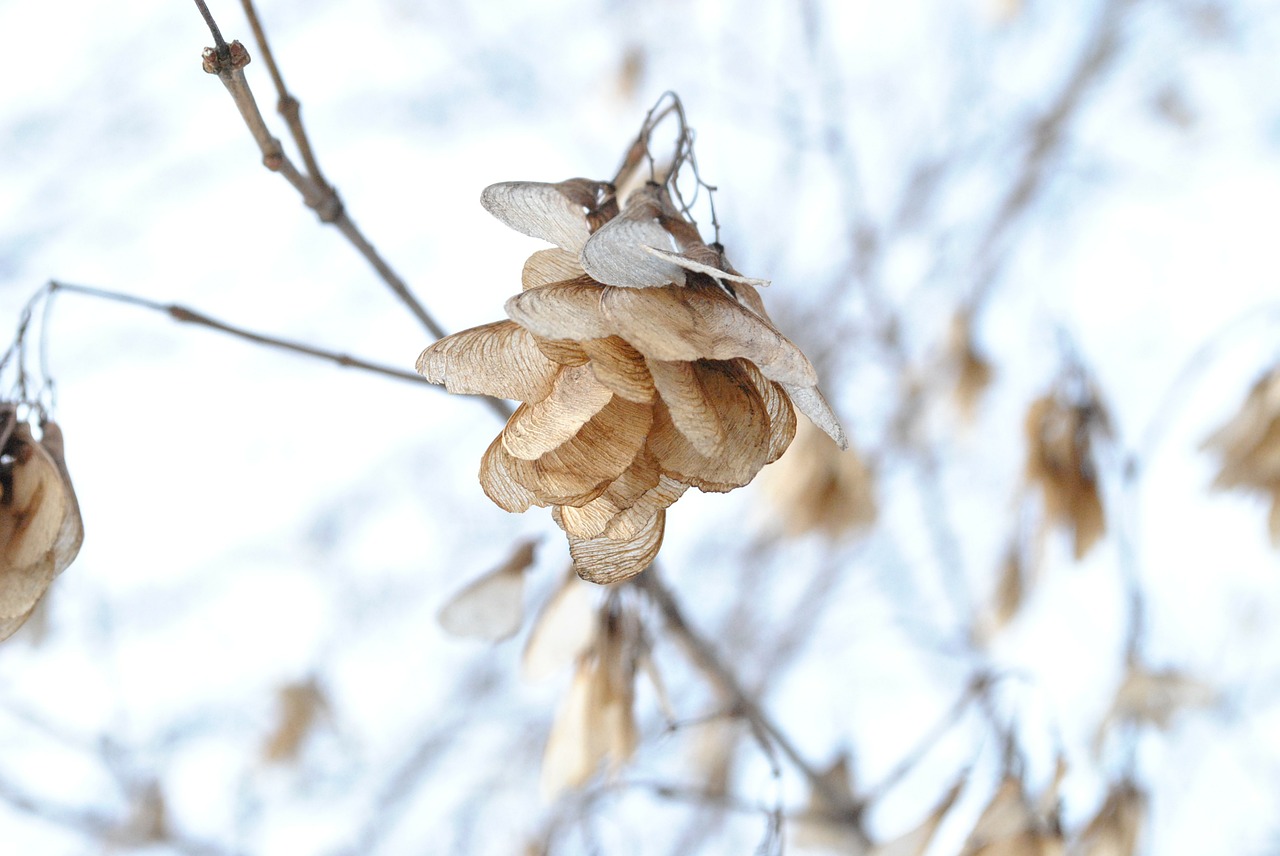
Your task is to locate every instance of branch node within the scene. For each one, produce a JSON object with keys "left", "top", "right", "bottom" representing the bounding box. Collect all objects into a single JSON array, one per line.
[
  {"left": 314, "top": 191, "right": 344, "bottom": 224},
  {"left": 201, "top": 40, "right": 251, "bottom": 75}
]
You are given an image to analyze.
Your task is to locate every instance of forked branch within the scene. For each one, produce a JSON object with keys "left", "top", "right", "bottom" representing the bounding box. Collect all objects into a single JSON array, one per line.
[{"left": 192, "top": 0, "right": 449, "bottom": 342}]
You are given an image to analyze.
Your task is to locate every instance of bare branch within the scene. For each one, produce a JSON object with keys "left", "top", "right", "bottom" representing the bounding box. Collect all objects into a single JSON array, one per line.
[
  {"left": 237, "top": 0, "right": 331, "bottom": 191},
  {"left": 192, "top": 1, "right": 451, "bottom": 343},
  {"left": 47, "top": 282, "right": 513, "bottom": 421},
  {"left": 633, "top": 567, "right": 869, "bottom": 844},
  {"left": 968, "top": 0, "right": 1135, "bottom": 311}
]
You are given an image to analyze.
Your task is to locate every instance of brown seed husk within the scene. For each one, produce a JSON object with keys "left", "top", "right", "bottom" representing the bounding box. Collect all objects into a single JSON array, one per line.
[
  {"left": 1093, "top": 664, "right": 1216, "bottom": 754},
  {"left": 416, "top": 320, "right": 559, "bottom": 401},
  {"left": 564, "top": 508, "right": 665, "bottom": 584},
  {"left": 0, "top": 419, "right": 83, "bottom": 643},
  {"left": 1074, "top": 780, "right": 1145, "bottom": 856},
  {"left": 539, "top": 602, "right": 642, "bottom": 797},
  {"left": 262, "top": 678, "right": 329, "bottom": 763},
  {"left": 1023, "top": 393, "right": 1107, "bottom": 560},
  {"left": 1203, "top": 368, "right": 1280, "bottom": 545},
  {"left": 761, "top": 419, "right": 876, "bottom": 539}
]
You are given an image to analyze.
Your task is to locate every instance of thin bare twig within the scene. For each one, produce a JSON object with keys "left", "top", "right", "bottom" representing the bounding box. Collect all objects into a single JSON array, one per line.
[
  {"left": 46, "top": 283, "right": 513, "bottom": 419},
  {"left": 236, "top": 0, "right": 329, "bottom": 190},
  {"left": 0, "top": 768, "right": 241, "bottom": 856},
  {"left": 193, "top": 0, "right": 451, "bottom": 344},
  {"left": 633, "top": 568, "right": 868, "bottom": 842},
  {"left": 968, "top": 0, "right": 1135, "bottom": 311}
]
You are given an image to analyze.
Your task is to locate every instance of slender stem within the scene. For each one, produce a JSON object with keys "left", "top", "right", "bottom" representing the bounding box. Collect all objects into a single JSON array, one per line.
[
  {"left": 191, "top": 0, "right": 228, "bottom": 58},
  {"left": 865, "top": 672, "right": 987, "bottom": 800},
  {"left": 47, "top": 282, "right": 514, "bottom": 422},
  {"left": 193, "top": 1, "right": 450, "bottom": 342},
  {"left": 634, "top": 569, "right": 867, "bottom": 838},
  {"left": 968, "top": 0, "right": 1134, "bottom": 311},
  {"left": 238, "top": 0, "right": 330, "bottom": 192},
  {"left": 331, "top": 215, "right": 449, "bottom": 341}
]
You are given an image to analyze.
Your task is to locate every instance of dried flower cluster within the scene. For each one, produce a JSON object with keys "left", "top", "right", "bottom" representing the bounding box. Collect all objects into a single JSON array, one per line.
[
  {"left": 0, "top": 408, "right": 83, "bottom": 641},
  {"left": 1023, "top": 387, "right": 1109, "bottom": 561},
  {"left": 1202, "top": 367, "right": 1280, "bottom": 544},
  {"left": 418, "top": 120, "right": 845, "bottom": 583}
]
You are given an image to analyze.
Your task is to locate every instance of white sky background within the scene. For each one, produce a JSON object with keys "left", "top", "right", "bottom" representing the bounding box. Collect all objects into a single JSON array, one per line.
[{"left": 1, "top": 0, "right": 1280, "bottom": 854}]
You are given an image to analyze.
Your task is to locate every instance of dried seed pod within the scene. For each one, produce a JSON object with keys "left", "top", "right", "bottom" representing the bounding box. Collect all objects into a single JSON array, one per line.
[
  {"left": 1093, "top": 663, "right": 1216, "bottom": 754},
  {"left": 1203, "top": 367, "right": 1280, "bottom": 545},
  {"left": 761, "top": 419, "right": 876, "bottom": 539},
  {"left": 962, "top": 771, "right": 1066, "bottom": 856},
  {"left": 262, "top": 677, "right": 330, "bottom": 764},
  {"left": 418, "top": 104, "right": 846, "bottom": 584},
  {"left": 949, "top": 310, "right": 994, "bottom": 420},
  {"left": 105, "top": 781, "right": 169, "bottom": 847},
  {"left": 1072, "top": 780, "right": 1144, "bottom": 856},
  {"left": 437, "top": 539, "right": 538, "bottom": 642},
  {"left": 790, "top": 754, "right": 867, "bottom": 853},
  {"left": 522, "top": 568, "right": 598, "bottom": 681},
  {"left": 0, "top": 414, "right": 83, "bottom": 642},
  {"left": 1023, "top": 388, "right": 1109, "bottom": 561},
  {"left": 539, "top": 600, "right": 644, "bottom": 799}
]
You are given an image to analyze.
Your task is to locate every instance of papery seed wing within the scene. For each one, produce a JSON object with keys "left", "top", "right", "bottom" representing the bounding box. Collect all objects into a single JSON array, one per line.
[
  {"left": 569, "top": 509, "right": 665, "bottom": 584},
  {"left": 506, "top": 278, "right": 614, "bottom": 342},
  {"left": 558, "top": 450, "right": 663, "bottom": 539},
  {"left": 581, "top": 338, "right": 655, "bottom": 403},
  {"left": 39, "top": 422, "right": 83, "bottom": 567},
  {"left": 0, "top": 432, "right": 71, "bottom": 630},
  {"left": 1075, "top": 781, "right": 1144, "bottom": 856},
  {"left": 647, "top": 360, "right": 727, "bottom": 457},
  {"left": 600, "top": 282, "right": 819, "bottom": 387},
  {"left": 1, "top": 434, "right": 67, "bottom": 572},
  {"left": 522, "top": 248, "right": 587, "bottom": 291},
  {"left": 416, "top": 321, "right": 559, "bottom": 401},
  {"left": 739, "top": 362, "right": 797, "bottom": 464},
  {"left": 1202, "top": 370, "right": 1280, "bottom": 460},
  {"left": 533, "top": 337, "right": 590, "bottom": 367},
  {"left": 646, "top": 370, "right": 772, "bottom": 492},
  {"left": 782, "top": 382, "right": 848, "bottom": 450},
  {"left": 964, "top": 777, "right": 1036, "bottom": 849},
  {"left": 437, "top": 540, "right": 537, "bottom": 642},
  {"left": 501, "top": 366, "right": 614, "bottom": 461},
  {"left": 481, "top": 181, "right": 593, "bottom": 254},
  {"left": 508, "top": 397, "right": 654, "bottom": 507},
  {"left": 262, "top": 679, "right": 328, "bottom": 764},
  {"left": 480, "top": 435, "right": 539, "bottom": 512},
  {"left": 523, "top": 570, "right": 599, "bottom": 681},
  {"left": 580, "top": 189, "right": 685, "bottom": 288},
  {"left": 602, "top": 477, "right": 686, "bottom": 541},
  {"left": 540, "top": 658, "right": 606, "bottom": 799},
  {"left": 642, "top": 245, "right": 770, "bottom": 287}
]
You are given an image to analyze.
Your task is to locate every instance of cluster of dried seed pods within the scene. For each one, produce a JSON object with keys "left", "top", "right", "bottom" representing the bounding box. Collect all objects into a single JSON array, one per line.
[
  {"left": 418, "top": 126, "right": 845, "bottom": 584},
  {"left": 0, "top": 406, "right": 83, "bottom": 641}
]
